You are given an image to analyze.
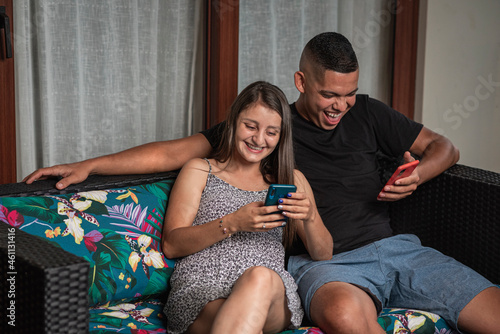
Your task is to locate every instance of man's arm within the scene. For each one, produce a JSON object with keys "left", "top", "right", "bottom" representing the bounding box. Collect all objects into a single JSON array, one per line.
[
  {"left": 378, "top": 127, "right": 459, "bottom": 201},
  {"left": 23, "top": 133, "right": 213, "bottom": 189},
  {"left": 409, "top": 126, "right": 460, "bottom": 184}
]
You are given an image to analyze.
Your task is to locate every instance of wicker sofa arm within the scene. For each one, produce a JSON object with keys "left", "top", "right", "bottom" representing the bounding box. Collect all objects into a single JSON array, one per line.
[
  {"left": 389, "top": 164, "right": 500, "bottom": 284},
  {"left": 0, "top": 171, "right": 179, "bottom": 198},
  {"left": 0, "top": 222, "right": 89, "bottom": 333}
]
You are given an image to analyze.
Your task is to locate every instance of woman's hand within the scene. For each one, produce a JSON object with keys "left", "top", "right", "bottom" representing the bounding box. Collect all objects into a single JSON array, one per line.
[
  {"left": 270, "top": 191, "right": 315, "bottom": 224},
  {"left": 225, "top": 201, "right": 289, "bottom": 233}
]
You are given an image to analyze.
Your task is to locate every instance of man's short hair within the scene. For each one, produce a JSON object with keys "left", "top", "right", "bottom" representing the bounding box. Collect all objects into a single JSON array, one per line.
[{"left": 301, "top": 32, "right": 359, "bottom": 76}]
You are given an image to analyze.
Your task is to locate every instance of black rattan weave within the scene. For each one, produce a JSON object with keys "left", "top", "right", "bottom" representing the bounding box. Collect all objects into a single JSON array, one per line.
[
  {"left": 0, "top": 222, "right": 89, "bottom": 333},
  {"left": 390, "top": 164, "right": 500, "bottom": 283},
  {"left": 0, "top": 171, "right": 179, "bottom": 198}
]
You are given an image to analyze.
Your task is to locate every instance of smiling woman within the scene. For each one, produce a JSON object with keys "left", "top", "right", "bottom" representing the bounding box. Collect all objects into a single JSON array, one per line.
[
  {"left": 161, "top": 81, "right": 332, "bottom": 333},
  {"left": 234, "top": 104, "right": 282, "bottom": 165}
]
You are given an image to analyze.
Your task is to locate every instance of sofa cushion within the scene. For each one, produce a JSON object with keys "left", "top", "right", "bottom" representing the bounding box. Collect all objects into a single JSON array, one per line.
[
  {"left": 88, "top": 300, "right": 457, "bottom": 334},
  {"left": 378, "top": 308, "right": 456, "bottom": 333},
  {"left": 0, "top": 180, "right": 176, "bottom": 306},
  {"left": 89, "top": 298, "right": 167, "bottom": 333}
]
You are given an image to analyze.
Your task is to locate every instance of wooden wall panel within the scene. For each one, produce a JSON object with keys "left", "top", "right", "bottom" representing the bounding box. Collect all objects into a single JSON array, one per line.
[
  {"left": 206, "top": 0, "right": 239, "bottom": 128},
  {"left": 392, "top": 0, "right": 420, "bottom": 119},
  {"left": 0, "top": 0, "right": 15, "bottom": 184}
]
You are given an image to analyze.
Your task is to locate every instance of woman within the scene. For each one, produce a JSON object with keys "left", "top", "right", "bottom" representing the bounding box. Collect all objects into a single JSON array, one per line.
[{"left": 162, "top": 81, "right": 332, "bottom": 334}]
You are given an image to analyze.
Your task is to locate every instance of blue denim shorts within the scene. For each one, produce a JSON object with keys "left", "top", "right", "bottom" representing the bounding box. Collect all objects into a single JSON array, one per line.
[{"left": 288, "top": 234, "right": 494, "bottom": 331}]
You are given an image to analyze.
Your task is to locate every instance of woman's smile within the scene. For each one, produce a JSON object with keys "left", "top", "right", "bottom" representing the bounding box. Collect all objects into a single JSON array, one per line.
[{"left": 234, "top": 102, "right": 282, "bottom": 163}]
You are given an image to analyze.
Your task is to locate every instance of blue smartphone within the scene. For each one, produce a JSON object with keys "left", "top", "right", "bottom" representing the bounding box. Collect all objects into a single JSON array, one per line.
[
  {"left": 265, "top": 184, "right": 296, "bottom": 224},
  {"left": 265, "top": 184, "right": 297, "bottom": 206}
]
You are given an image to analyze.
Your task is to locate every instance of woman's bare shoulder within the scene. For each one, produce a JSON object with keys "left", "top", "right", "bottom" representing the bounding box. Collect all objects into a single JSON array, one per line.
[
  {"left": 293, "top": 169, "right": 306, "bottom": 181},
  {"left": 293, "top": 169, "right": 313, "bottom": 192},
  {"left": 182, "top": 157, "right": 210, "bottom": 171}
]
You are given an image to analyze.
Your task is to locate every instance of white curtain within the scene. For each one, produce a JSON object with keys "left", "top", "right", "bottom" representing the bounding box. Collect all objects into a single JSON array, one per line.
[
  {"left": 239, "top": 0, "right": 394, "bottom": 105},
  {"left": 14, "top": 0, "right": 203, "bottom": 180}
]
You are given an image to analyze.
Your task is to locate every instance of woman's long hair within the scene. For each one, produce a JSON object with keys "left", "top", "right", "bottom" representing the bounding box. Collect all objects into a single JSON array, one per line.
[{"left": 211, "top": 81, "right": 297, "bottom": 249}]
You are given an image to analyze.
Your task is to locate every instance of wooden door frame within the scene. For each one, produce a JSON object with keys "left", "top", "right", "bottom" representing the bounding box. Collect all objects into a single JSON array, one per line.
[
  {"left": 391, "top": 0, "right": 420, "bottom": 119},
  {"left": 205, "top": 0, "right": 239, "bottom": 128},
  {"left": 0, "top": 0, "right": 15, "bottom": 184}
]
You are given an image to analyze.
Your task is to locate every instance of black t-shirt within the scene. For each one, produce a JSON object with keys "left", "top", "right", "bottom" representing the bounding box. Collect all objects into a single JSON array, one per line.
[{"left": 201, "top": 94, "right": 423, "bottom": 254}]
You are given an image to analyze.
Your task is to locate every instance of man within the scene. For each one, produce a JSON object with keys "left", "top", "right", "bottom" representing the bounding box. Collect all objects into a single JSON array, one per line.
[{"left": 25, "top": 32, "right": 500, "bottom": 333}]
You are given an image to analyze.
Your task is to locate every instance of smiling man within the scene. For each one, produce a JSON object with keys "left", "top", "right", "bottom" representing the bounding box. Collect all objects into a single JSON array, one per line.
[
  {"left": 24, "top": 32, "right": 500, "bottom": 333},
  {"left": 294, "top": 39, "right": 359, "bottom": 130},
  {"left": 282, "top": 32, "right": 499, "bottom": 334}
]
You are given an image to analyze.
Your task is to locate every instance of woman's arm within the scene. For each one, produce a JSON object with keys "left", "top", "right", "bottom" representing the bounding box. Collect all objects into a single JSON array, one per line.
[
  {"left": 281, "top": 170, "right": 333, "bottom": 261},
  {"left": 162, "top": 159, "right": 294, "bottom": 258},
  {"left": 161, "top": 158, "right": 230, "bottom": 258}
]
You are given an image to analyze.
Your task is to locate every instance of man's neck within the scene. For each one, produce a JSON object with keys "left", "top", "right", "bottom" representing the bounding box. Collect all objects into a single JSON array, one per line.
[{"left": 294, "top": 97, "right": 309, "bottom": 121}]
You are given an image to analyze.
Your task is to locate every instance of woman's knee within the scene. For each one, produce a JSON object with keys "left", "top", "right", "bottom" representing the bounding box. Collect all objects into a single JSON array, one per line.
[{"left": 241, "top": 266, "right": 281, "bottom": 289}]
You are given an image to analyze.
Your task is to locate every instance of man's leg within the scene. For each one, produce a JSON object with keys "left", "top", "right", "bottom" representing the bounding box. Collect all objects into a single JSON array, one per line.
[
  {"left": 457, "top": 286, "right": 500, "bottom": 334},
  {"left": 310, "top": 281, "right": 385, "bottom": 334}
]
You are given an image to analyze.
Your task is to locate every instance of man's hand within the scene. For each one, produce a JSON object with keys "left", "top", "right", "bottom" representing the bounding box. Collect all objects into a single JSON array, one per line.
[
  {"left": 23, "top": 162, "right": 92, "bottom": 190},
  {"left": 377, "top": 152, "right": 420, "bottom": 202}
]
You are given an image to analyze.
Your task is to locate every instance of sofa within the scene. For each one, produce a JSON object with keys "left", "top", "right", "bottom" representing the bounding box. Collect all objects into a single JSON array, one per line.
[{"left": 1, "top": 163, "right": 499, "bottom": 334}]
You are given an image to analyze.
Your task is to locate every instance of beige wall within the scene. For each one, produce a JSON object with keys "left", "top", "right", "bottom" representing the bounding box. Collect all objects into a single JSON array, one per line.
[{"left": 415, "top": 0, "right": 500, "bottom": 172}]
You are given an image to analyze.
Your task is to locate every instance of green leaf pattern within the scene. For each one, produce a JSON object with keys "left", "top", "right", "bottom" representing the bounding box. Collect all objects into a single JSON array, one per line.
[{"left": 0, "top": 180, "right": 176, "bottom": 307}]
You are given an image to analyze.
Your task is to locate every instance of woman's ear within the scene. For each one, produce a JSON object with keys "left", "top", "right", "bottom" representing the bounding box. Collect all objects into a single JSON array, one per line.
[{"left": 294, "top": 71, "right": 306, "bottom": 94}]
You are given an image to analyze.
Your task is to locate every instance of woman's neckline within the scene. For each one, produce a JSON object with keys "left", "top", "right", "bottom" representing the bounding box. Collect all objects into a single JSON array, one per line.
[{"left": 209, "top": 173, "right": 268, "bottom": 193}]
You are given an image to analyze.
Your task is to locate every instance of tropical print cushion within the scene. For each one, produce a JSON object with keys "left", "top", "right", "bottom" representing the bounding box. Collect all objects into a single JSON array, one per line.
[
  {"left": 378, "top": 308, "right": 457, "bottom": 333},
  {"left": 0, "top": 180, "right": 176, "bottom": 306},
  {"left": 280, "top": 307, "right": 457, "bottom": 333},
  {"left": 89, "top": 297, "right": 167, "bottom": 334},
  {"left": 280, "top": 328, "right": 324, "bottom": 333},
  {"left": 89, "top": 301, "right": 456, "bottom": 334}
]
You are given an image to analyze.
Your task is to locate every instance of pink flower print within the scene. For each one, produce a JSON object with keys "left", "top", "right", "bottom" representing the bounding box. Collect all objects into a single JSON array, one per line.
[
  {"left": 83, "top": 230, "right": 104, "bottom": 252},
  {"left": 0, "top": 204, "right": 24, "bottom": 227}
]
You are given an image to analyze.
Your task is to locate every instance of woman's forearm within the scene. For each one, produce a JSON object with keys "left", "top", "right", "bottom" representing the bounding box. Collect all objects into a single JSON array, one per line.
[
  {"left": 162, "top": 215, "right": 232, "bottom": 258},
  {"left": 302, "top": 215, "right": 333, "bottom": 261}
]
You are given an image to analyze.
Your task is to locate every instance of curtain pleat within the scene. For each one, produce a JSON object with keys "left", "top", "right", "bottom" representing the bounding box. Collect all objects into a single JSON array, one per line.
[{"left": 14, "top": 0, "right": 202, "bottom": 180}]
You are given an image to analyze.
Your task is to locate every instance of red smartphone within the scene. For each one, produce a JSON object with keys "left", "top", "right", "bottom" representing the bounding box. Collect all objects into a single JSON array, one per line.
[{"left": 382, "top": 160, "right": 420, "bottom": 188}]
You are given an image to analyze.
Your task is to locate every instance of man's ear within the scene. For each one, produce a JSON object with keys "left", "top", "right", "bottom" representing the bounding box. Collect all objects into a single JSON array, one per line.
[{"left": 294, "top": 71, "right": 306, "bottom": 94}]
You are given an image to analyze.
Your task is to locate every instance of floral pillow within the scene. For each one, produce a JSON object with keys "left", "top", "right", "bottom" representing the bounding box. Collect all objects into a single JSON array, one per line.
[
  {"left": 0, "top": 180, "right": 176, "bottom": 306},
  {"left": 378, "top": 308, "right": 456, "bottom": 333}
]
